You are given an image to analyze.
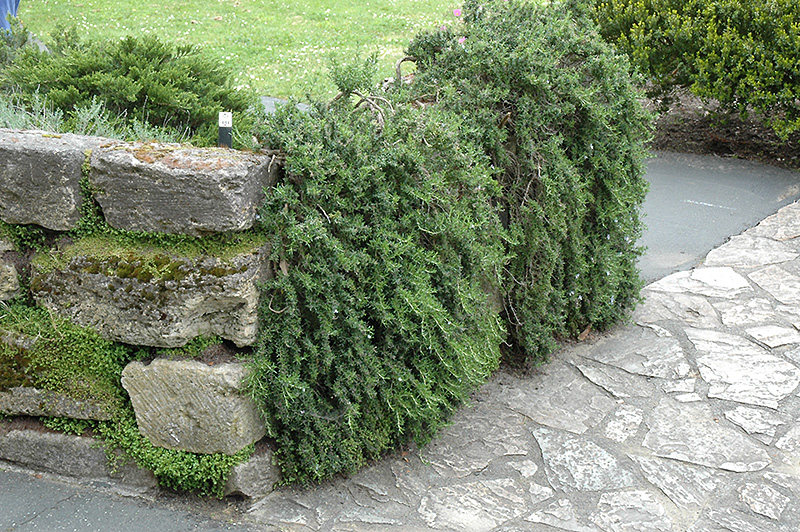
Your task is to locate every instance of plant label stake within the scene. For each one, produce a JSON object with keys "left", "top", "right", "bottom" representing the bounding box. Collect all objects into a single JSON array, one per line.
[{"left": 219, "top": 112, "right": 233, "bottom": 148}]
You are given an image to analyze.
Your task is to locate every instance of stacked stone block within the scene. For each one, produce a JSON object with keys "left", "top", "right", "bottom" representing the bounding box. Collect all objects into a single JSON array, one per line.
[{"left": 0, "top": 129, "right": 279, "bottom": 494}]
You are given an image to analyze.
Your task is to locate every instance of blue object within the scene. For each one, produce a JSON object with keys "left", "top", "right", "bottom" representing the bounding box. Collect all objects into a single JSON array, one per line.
[{"left": 1, "top": 0, "right": 20, "bottom": 31}]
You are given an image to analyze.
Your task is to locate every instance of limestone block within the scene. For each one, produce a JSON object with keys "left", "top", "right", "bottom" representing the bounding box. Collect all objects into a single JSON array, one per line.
[
  {"left": 0, "top": 387, "right": 113, "bottom": 420},
  {"left": 0, "top": 428, "right": 157, "bottom": 488},
  {"left": 31, "top": 241, "right": 268, "bottom": 347},
  {"left": 121, "top": 359, "right": 265, "bottom": 455},
  {"left": 0, "top": 239, "right": 19, "bottom": 301},
  {"left": 224, "top": 444, "right": 280, "bottom": 499},
  {"left": 90, "top": 143, "right": 278, "bottom": 236},
  {"left": 0, "top": 129, "right": 110, "bottom": 230}
]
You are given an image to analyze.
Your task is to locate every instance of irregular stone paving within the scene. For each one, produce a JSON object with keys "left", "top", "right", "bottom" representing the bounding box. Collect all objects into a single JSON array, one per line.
[{"left": 247, "top": 201, "right": 800, "bottom": 532}]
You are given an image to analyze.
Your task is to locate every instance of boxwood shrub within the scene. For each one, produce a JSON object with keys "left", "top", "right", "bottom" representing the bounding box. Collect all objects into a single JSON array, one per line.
[{"left": 588, "top": 0, "right": 800, "bottom": 138}]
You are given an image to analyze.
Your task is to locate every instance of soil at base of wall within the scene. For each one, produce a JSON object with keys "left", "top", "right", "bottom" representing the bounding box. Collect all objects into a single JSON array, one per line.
[{"left": 649, "top": 92, "right": 800, "bottom": 170}]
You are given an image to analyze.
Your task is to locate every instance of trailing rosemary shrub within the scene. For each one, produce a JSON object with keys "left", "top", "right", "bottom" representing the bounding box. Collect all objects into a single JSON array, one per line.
[
  {"left": 249, "top": 0, "right": 650, "bottom": 483},
  {"left": 406, "top": 0, "right": 651, "bottom": 361},
  {"left": 249, "top": 96, "right": 506, "bottom": 483}
]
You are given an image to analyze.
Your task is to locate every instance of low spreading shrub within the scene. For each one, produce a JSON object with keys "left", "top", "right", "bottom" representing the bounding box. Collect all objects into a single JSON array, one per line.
[
  {"left": 588, "top": 0, "right": 800, "bottom": 138},
  {"left": 0, "top": 28, "right": 256, "bottom": 145}
]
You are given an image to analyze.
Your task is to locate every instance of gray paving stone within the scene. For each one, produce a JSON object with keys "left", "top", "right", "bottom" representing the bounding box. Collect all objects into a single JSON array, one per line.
[
  {"left": 421, "top": 405, "right": 530, "bottom": 478},
  {"left": 643, "top": 399, "right": 771, "bottom": 472},
  {"left": 688, "top": 508, "right": 779, "bottom": 532},
  {"left": 647, "top": 267, "right": 752, "bottom": 298},
  {"left": 574, "top": 361, "right": 655, "bottom": 398},
  {"left": 704, "top": 235, "right": 798, "bottom": 268},
  {"left": 723, "top": 406, "right": 786, "bottom": 445},
  {"left": 738, "top": 483, "right": 790, "bottom": 521},
  {"left": 748, "top": 201, "right": 800, "bottom": 241},
  {"left": 749, "top": 265, "right": 800, "bottom": 305},
  {"left": 662, "top": 378, "right": 696, "bottom": 394},
  {"left": 713, "top": 298, "right": 777, "bottom": 327},
  {"left": 630, "top": 456, "right": 719, "bottom": 509},
  {"left": 590, "top": 490, "right": 674, "bottom": 532},
  {"left": 603, "top": 404, "right": 644, "bottom": 444},
  {"left": 775, "top": 423, "right": 800, "bottom": 458},
  {"left": 533, "top": 427, "right": 637, "bottom": 492},
  {"left": 746, "top": 325, "right": 800, "bottom": 348},
  {"left": 525, "top": 499, "right": 602, "bottom": 532},
  {"left": 634, "top": 291, "right": 721, "bottom": 328},
  {"left": 686, "top": 328, "right": 800, "bottom": 408},
  {"left": 503, "top": 360, "right": 617, "bottom": 434},
  {"left": 573, "top": 326, "right": 690, "bottom": 380},
  {"left": 417, "top": 478, "right": 528, "bottom": 531}
]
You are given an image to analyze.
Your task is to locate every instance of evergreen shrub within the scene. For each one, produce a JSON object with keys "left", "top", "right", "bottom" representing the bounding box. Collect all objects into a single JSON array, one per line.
[
  {"left": 589, "top": 0, "right": 800, "bottom": 137},
  {"left": 249, "top": 97, "right": 506, "bottom": 484},
  {"left": 405, "top": 0, "right": 651, "bottom": 360},
  {"left": 248, "top": 0, "right": 650, "bottom": 483},
  {"left": 0, "top": 29, "right": 255, "bottom": 145}
]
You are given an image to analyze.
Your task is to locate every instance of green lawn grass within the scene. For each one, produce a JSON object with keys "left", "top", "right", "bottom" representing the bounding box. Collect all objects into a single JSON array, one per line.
[{"left": 17, "top": 0, "right": 455, "bottom": 100}]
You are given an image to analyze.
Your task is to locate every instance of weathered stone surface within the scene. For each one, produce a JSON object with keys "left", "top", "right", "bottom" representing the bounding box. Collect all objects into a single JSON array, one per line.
[
  {"left": 738, "top": 483, "right": 789, "bottom": 520},
  {"left": 0, "top": 240, "right": 19, "bottom": 301},
  {"left": 643, "top": 399, "right": 771, "bottom": 472},
  {"left": 662, "top": 378, "right": 696, "bottom": 394},
  {"left": 573, "top": 326, "right": 690, "bottom": 380},
  {"left": 532, "top": 427, "right": 637, "bottom": 492},
  {"left": 603, "top": 404, "right": 644, "bottom": 443},
  {"left": 746, "top": 325, "right": 800, "bottom": 348},
  {"left": 775, "top": 423, "right": 800, "bottom": 458},
  {"left": 647, "top": 267, "right": 752, "bottom": 298},
  {"left": 224, "top": 445, "right": 280, "bottom": 499},
  {"left": 688, "top": 508, "right": 778, "bottom": 532},
  {"left": 525, "top": 499, "right": 601, "bottom": 532},
  {"left": 0, "top": 386, "right": 113, "bottom": 420},
  {"left": 749, "top": 265, "right": 800, "bottom": 305},
  {"left": 723, "top": 406, "right": 786, "bottom": 445},
  {"left": 0, "top": 129, "right": 109, "bottom": 230},
  {"left": 713, "top": 298, "right": 776, "bottom": 327},
  {"left": 417, "top": 479, "right": 527, "bottom": 531},
  {"left": 90, "top": 143, "right": 278, "bottom": 236},
  {"left": 0, "top": 261, "right": 18, "bottom": 301},
  {"left": 748, "top": 201, "right": 800, "bottom": 241},
  {"left": 32, "top": 243, "right": 268, "bottom": 347},
  {"left": 503, "top": 360, "right": 616, "bottom": 434},
  {"left": 574, "top": 361, "right": 655, "bottom": 398},
  {"left": 630, "top": 456, "right": 718, "bottom": 510},
  {"left": 0, "top": 429, "right": 156, "bottom": 487},
  {"left": 121, "top": 359, "right": 265, "bottom": 455},
  {"left": 421, "top": 405, "right": 530, "bottom": 478},
  {"left": 590, "top": 491, "right": 674, "bottom": 532},
  {"left": 635, "top": 290, "right": 720, "bottom": 328},
  {"left": 704, "top": 235, "right": 798, "bottom": 268},
  {"left": 687, "top": 328, "right": 800, "bottom": 408}
]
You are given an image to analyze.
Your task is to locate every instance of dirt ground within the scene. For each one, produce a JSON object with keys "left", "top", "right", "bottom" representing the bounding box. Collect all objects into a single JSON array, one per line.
[{"left": 650, "top": 92, "right": 800, "bottom": 170}]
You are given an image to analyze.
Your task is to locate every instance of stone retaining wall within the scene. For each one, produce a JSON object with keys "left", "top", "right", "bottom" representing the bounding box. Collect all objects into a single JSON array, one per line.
[{"left": 0, "top": 129, "right": 280, "bottom": 496}]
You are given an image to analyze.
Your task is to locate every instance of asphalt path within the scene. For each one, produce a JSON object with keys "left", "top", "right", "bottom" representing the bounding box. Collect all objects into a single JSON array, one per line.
[
  {"left": 638, "top": 151, "right": 800, "bottom": 282},
  {"left": 1, "top": 150, "right": 799, "bottom": 531}
]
